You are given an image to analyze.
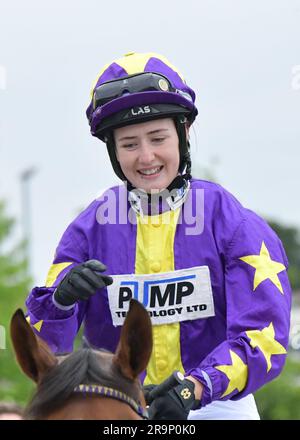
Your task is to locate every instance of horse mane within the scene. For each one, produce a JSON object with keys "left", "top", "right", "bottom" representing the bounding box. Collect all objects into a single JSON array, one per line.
[{"left": 25, "top": 348, "right": 141, "bottom": 419}]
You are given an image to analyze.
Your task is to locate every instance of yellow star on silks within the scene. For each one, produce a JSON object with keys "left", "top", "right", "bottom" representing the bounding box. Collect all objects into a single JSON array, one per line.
[
  {"left": 215, "top": 350, "right": 248, "bottom": 398},
  {"left": 26, "top": 315, "right": 44, "bottom": 332},
  {"left": 32, "top": 320, "right": 43, "bottom": 332},
  {"left": 239, "top": 241, "right": 286, "bottom": 294},
  {"left": 246, "top": 322, "right": 286, "bottom": 372},
  {"left": 25, "top": 315, "right": 43, "bottom": 332}
]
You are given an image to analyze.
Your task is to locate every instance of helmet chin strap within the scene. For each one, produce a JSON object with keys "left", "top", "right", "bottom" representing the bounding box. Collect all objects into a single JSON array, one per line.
[{"left": 128, "top": 177, "right": 190, "bottom": 216}]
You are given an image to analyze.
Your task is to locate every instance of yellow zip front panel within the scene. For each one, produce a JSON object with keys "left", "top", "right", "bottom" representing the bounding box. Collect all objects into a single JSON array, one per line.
[{"left": 135, "top": 209, "right": 185, "bottom": 385}]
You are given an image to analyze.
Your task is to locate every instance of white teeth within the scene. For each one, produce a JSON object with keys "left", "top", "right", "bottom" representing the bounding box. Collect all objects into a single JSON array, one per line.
[{"left": 139, "top": 167, "right": 161, "bottom": 175}]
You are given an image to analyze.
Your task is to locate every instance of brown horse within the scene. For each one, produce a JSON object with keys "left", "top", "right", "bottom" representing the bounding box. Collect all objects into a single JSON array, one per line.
[{"left": 10, "top": 299, "right": 152, "bottom": 420}]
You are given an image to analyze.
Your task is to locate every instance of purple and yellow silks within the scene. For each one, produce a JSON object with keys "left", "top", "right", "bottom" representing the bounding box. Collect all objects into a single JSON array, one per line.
[{"left": 25, "top": 179, "right": 291, "bottom": 406}]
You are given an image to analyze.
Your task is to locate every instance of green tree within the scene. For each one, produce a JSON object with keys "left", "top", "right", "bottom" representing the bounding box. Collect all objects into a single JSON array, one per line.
[
  {"left": 255, "top": 355, "right": 300, "bottom": 419},
  {"left": 0, "top": 199, "right": 34, "bottom": 404},
  {"left": 267, "top": 220, "right": 300, "bottom": 290}
]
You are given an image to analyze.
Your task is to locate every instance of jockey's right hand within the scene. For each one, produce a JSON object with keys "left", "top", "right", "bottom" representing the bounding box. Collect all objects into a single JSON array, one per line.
[
  {"left": 53, "top": 259, "right": 113, "bottom": 307},
  {"left": 145, "top": 371, "right": 200, "bottom": 420}
]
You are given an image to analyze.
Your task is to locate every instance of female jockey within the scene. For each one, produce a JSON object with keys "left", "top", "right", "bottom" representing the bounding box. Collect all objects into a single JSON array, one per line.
[{"left": 25, "top": 52, "right": 291, "bottom": 420}]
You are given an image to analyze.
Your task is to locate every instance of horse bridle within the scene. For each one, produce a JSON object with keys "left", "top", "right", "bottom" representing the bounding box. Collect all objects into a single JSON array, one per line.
[{"left": 73, "top": 383, "right": 149, "bottom": 419}]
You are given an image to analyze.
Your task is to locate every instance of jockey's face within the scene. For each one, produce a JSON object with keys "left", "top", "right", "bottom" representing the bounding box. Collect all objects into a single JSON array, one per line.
[{"left": 114, "top": 118, "right": 180, "bottom": 192}]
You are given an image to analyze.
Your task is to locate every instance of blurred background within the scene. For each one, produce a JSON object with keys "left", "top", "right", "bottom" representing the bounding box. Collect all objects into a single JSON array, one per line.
[{"left": 0, "top": 0, "right": 300, "bottom": 419}]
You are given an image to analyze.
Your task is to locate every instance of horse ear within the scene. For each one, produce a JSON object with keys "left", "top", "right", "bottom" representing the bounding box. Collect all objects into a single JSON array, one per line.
[
  {"left": 114, "top": 299, "right": 152, "bottom": 380},
  {"left": 10, "top": 309, "right": 57, "bottom": 383}
]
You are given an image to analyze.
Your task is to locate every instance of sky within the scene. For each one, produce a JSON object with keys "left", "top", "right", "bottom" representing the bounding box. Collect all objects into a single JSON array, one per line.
[{"left": 0, "top": 0, "right": 300, "bottom": 285}]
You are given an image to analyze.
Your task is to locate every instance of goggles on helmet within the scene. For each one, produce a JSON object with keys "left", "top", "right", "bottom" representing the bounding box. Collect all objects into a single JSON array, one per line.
[{"left": 92, "top": 72, "right": 193, "bottom": 111}]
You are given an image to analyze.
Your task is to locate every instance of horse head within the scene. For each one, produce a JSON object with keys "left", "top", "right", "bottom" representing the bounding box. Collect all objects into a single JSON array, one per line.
[{"left": 10, "top": 299, "right": 152, "bottom": 420}]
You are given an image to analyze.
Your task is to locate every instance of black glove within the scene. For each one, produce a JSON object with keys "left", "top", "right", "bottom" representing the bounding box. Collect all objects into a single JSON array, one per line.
[
  {"left": 147, "top": 371, "right": 200, "bottom": 420},
  {"left": 143, "top": 384, "right": 157, "bottom": 405},
  {"left": 54, "top": 259, "right": 113, "bottom": 306}
]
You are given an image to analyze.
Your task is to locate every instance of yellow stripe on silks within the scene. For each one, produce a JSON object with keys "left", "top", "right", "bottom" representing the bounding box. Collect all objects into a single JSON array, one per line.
[
  {"left": 45, "top": 262, "right": 73, "bottom": 287},
  {"left": 135, "top": 208, "right": 185, "bottom": 385}
]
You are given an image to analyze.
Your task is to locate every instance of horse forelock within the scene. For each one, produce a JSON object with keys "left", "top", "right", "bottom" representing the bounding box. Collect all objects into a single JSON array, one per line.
[{"left": 24, "top": 348, "right": 142, "bottom": 419}]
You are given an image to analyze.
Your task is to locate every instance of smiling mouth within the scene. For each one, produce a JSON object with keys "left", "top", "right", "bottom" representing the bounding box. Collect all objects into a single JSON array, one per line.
[{"left": 137, "top": 166, "right": 163, "bottom": 176}]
